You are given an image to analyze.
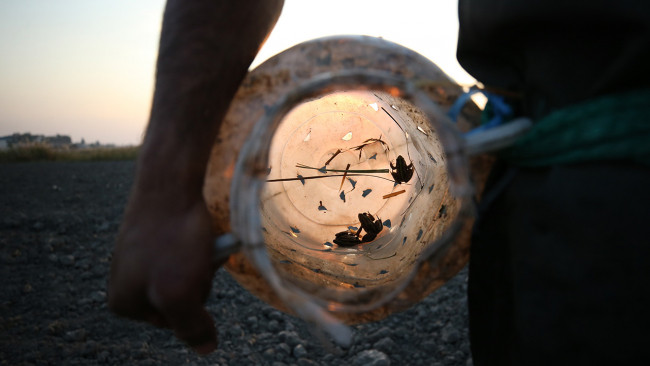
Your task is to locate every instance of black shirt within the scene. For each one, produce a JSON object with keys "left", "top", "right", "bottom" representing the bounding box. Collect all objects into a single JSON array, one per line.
[{"left": 456, "top": 0, "right": 650, "bottom": 120}]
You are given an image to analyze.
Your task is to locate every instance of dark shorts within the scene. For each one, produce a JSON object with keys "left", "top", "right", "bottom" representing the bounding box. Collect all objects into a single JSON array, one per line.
[{"left": 468, "top": 161, "right": 650, "bottom": 365}]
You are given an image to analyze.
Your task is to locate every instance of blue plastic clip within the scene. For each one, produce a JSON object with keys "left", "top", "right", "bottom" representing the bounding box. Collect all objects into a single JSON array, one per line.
[{"left": 447, "top": 88, "right": 513, "bottom": 136}]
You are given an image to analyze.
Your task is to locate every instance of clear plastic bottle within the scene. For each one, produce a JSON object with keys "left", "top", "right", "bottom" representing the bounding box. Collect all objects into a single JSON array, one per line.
[{"left": 203, "top": 35, "right": 528, "bottom": 344}]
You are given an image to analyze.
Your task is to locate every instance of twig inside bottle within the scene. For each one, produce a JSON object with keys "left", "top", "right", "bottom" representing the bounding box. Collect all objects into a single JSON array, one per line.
[
  {"left": 266, "top": 173, "right": 394, "bottom": 183},
  {"left": 383, "top": 190, "right": 406, "bottom": 199},
  {"left": 296, "top": 163, "right": 388, "bottom": 174},
  {"left": 339, "top": 164, "right": 350, "bottom": 192},
  {"left": 324, "top": 149, "right": 341, "bottom": 166}
]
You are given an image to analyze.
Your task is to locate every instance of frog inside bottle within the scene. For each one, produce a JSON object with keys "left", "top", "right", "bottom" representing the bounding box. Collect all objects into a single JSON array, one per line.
[{"left": 259, "top": 89, "right": 462, "bottom": 310}]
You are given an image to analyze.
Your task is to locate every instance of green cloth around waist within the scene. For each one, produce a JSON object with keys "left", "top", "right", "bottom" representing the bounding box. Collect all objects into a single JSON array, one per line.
[{"left": 499, "top": 89, "right": 650, "bottom": 166}]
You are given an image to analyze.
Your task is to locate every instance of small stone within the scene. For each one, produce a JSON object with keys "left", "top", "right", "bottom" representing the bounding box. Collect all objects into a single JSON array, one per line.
[
  {"left": 59, "top": 255, "right": 75, "bottom": 266},
  {"left": 255, "top": 332, "right": 272, "bottom": 342},
  {"left": 263, "top": 348, "right": 275, "bottom": 358},
  {"left": 240, "top": 345, "right": 252, "bottom": 356},
  {"left": 47, "top": 320, "right": 65, "bottom": 335},
  {"left": 441, "top": 325, "right": 461, "bottom": 343},
  {"left": 373, "top": 337, "right": 397, "bottom": 353},
  {"left": 297, "top": 359, "right": 319, "bottom": 366},
  {"left": 421, "top": 340, "right": 437, "bottom": 350},
  {"left": 445, "top": 355, "right": 459, "bottom": 365},
  {"left": 82, "top": 340, "right": 98, "bottom": 355},
  {"left": 96, "top": 221, "right": 110, "bottom": 232},
  {"left": 268, "top": 319, "right": 281, "bottom": 332},
  {"left": 323, "top": 353, "right": 336, "bottom": 363},
  {"left": 2, "top": 217, "right": 20, "bottom": 228},
  {"left": 278, "top": 330, "right": 300, "bottom": 347},
  {"left": 64, "top": 329, "right": 87, "bottom": 342},
  {"left": 90, "top": 291, "right": 106, "bottom": 303},
  {"left": 353, "top": 349, "right": 390, "bottom": 366},
  {"left": 75, "top": 258, "right": 91, "bottom": 270},
  {"left": 77, "top": 297, "right": 92, "bottom": 306},
  {"left": 97, "top": 350, "right": 110, "bottom": 362},
  {"left": 367, "top": 327, "right": 392, "bottom": 342},
  {"left": 228, "top": 325, "right": 243, "bottom": 338},
  {"left": 92, "top": 266, "right": 105, "bottom": 276},
  {"left": 276, "top": 342, "right": 291, "bottom": 355},
  {"left": 293, "top": 344, "right": 307, "bottom": 358},
  {"left": 460, "top": 342, "right": 471, "bottom": 354},
  {"left": 284, "top": 321, "right": 296, "bottom": 331}
]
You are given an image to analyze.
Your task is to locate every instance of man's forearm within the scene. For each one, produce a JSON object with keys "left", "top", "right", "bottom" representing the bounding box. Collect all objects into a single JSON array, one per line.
[{"left": 136, "top": 0, "right": 284, "bottom": 201}]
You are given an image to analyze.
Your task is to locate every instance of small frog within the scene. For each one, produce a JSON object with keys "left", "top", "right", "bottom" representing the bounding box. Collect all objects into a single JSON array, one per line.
[
  {"left": 357, "top": 212, "right": 383, "bottom": 242},
  {"left": 390, "top": 155, "right": 414, "bottom": 184},
  {"left": 333, "top": 230, "right": 362, "bottom": 247}
]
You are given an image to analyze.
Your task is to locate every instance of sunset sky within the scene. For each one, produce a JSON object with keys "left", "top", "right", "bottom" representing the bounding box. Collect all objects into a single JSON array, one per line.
[{"left": 0, "top": 0, "right": 475, "bottom": 146}]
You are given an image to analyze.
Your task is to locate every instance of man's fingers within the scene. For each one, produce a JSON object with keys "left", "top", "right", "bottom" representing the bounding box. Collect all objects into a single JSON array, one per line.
[
  {"left": 149, "top": 271, "right": 218, "bottom": 354},
  {"left": 156, "top": 292, "right": 218, "bottom": 354},
  {"left": 172, "top": 307, "right": 218, "bottom": 355}
]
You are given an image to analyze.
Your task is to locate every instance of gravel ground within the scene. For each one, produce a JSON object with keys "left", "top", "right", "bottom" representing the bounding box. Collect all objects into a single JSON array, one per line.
[{"left": 0, "top": 161, "right": 471, "bottom": 366}]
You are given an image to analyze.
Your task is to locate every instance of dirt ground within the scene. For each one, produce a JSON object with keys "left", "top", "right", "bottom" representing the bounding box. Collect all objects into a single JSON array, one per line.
[{"left": 0, "top": 161, "right": 471, "bottom": 366}]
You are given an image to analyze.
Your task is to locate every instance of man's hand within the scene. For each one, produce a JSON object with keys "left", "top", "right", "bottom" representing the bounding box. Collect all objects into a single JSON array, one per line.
[
  {"left": 108, "top": 0, "right": 283, "bottom": 354},
  {"left": 109, "top": 191, "right": 219, "bottom": 353}
]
